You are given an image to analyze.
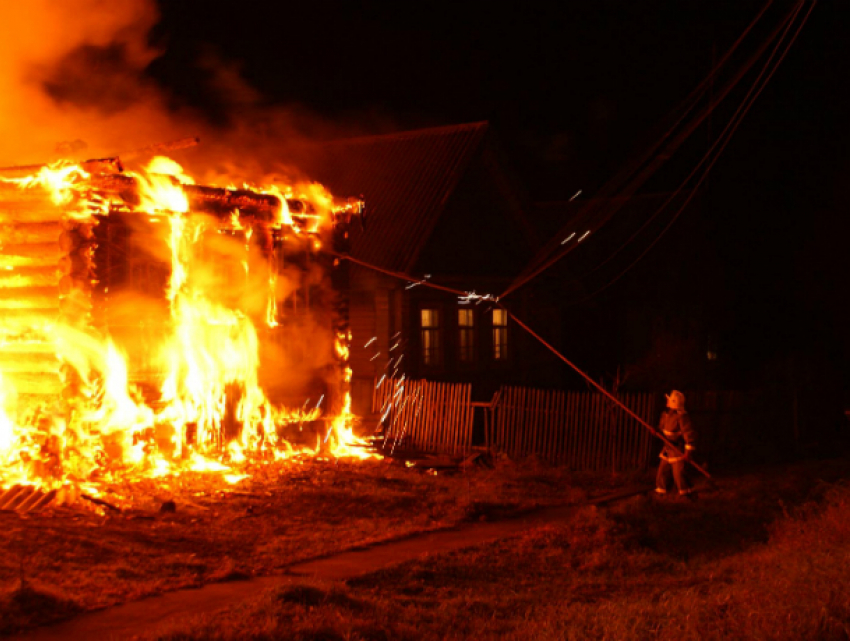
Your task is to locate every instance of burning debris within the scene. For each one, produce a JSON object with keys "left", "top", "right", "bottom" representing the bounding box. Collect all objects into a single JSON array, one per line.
[{"left": 0, "top": 152, "right": 376, "bottom": 508}]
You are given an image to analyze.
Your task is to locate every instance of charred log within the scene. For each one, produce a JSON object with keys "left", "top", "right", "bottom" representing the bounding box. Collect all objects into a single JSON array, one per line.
[{"left": 89, "top": 174, "right": 314, "bottom": 225}]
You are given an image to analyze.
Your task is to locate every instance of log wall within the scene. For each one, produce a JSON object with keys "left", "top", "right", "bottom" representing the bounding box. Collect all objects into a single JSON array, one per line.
[{"left": 0, "top": 184, "right": 65, "bottom": 403}]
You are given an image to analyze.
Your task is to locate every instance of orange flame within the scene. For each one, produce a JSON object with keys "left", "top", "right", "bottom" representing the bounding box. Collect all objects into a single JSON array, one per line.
[{"left": 0, "top": 155, "right": 376, "bottom": 498}]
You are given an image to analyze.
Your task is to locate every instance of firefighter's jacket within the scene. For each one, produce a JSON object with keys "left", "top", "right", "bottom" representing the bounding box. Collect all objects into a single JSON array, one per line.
[{"left": 658, "top": 409, "right": 696, "bottom": 462}]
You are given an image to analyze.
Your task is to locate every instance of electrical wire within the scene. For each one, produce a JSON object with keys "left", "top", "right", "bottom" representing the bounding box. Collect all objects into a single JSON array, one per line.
[
  {"left": 500, "top": 0, "right": 796, "bottom": 300},
  {"left": 330, "top": 250, "right": 713, "bottom": 482},
  {"left": 572, "top": 0, "right": 815, "bottom": 304},
  {"left": 567, "top": 0, "right": 806, "bottom": 291}
]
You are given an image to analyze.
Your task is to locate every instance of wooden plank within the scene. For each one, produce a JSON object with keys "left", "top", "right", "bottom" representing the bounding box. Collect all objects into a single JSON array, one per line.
[
  {"left": 417, "top": 379, "right": 430, "bottom": 451},
  {"left": 510, "top": 387, "right": 519, "bottom": 458},
  {"left": 504, "top": 386, "right": 513, "bottom": 457},
  {"left": 587, "top": 392, "right": 594, "bottom": 471},
  {"left": 442, "top": 381, "right": 451, "bottom": 452},
  {"left": 2, "top": 221, "right": 63, "bottom": 244},
  {"left": 463, "top": 385, "right": 470, "bottom": 452},
  {"left": 394, "top": 380, "right": 410, "bottom": 446},
  {"left": 576, "top": 391, "right": 585, "bottom": 469},
  {"left": 493, "top": 388, "right": 501, "bottom": 452},
  {"left": 507, "top": 386, "right": 516, "bottom": 457},
  {"left": 499, "top": 387, "right": 507, "bottom": 455},
  {"left": 522, "top": 387, "right": 529, "bottom": 457},
  {"left": 493, "top": 388, "right": 501, "bottom": 453},
  {"left": 598, "top": 394, "right": 606, "bottom": 472},
  {"left": 2, "top": 371, "right": 62, "bottom": 394},
  {"left": 429, "top": 381, "right": 439, "bottom": 451},
  {"left": 572, "top": 392, "right": 581, "bottom": 470},
  {"left": 408, "top": 380, "right": 420, "bottom": 447},
  {"left": 618, "top": 393, "right": 628, "bottom": 472},
  {"left": 450, "top": 383, "right": 458, "bottom": 454},
  {"left": 552, "top": 390, "right": 561, "bottom": 463},
  {"left": 438, "top": 381, "right": 447, "bottom": 452},
  {"left": 564, "top": 391, "right": 574, "bottom": 468},
  {"left": 601, "top": 394, "right": 609, "bottom": 471},
  {"left": 448, "top": 382, "right": 456, "bottom": 452},
  {"left": 0, "top": 352, "right": 59, "bottom": 372},
  {"left": 543, "top": 390, "right": 556, "bottom": 463},
  {"left": 536, "top": 388, "right": 543, "bottom": 458},
  {"left": 459, "top": 384, "right": 467, "bottom": 454},
  {"left": 630, "top": 393, "right": 641, "bottom": 470},
  {"left": 441, "top": 381, "right": 450, "bottom": 453},
  {"left": 467, "top": 385, "right": 474, "bottom": 451},
  {"left": 443, "top": 381, "right": 452, "bottom": 453},
  {"left": 589, "top": 393, "right": 599, "bottom": 471},
  {"left": 577, "top": 392, "right": 587, "bottom": 471},
  {"left": 537, "top": 388, "right": 545, "bottom": 459},
  {"left": 549, "top": 390, "right": 558, "bottom": 463},
  {"left": 556, "top": 392, "right": 567, "bottom": 465},
  {"left": 528, "top": 388, "right": 536, "bottom": 458},
  {"left": 528, "top": 388, "right": 537, "bottom": 458},
  {"left": 428, "top": 380, "right": 439, "bottom": 452},
  {"left": 0, "top": 267, "right": 61, "bottom": 288}
]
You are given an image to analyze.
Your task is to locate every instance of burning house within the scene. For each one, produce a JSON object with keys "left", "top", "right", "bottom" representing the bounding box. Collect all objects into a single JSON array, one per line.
[{"left": 0, "top": 150, "right": 370, "bottom": 502}]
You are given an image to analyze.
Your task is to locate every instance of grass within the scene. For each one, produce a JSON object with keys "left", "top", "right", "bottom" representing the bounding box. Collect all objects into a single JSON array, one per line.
[
  {"left": 0, "top": 455, "right": 599, "bottom": 636},
  {"left": 134, "top": 457, "right": 850, "bottom": 641}
]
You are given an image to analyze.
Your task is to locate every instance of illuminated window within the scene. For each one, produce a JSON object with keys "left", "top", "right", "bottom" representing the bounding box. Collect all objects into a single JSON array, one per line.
[
  {"left": 492, "top": 308, "right": 508, "bottom": 361},
  {"left": 420, "top": 308, "right": 441, "bottom": 366},
  {"left": 458, "top": 308, "right": 475, "bottom": 362}
]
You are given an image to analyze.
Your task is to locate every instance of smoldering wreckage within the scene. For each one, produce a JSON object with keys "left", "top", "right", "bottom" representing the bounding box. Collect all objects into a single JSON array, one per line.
[{"left": 0, "top": 140, "right": 384, "bottom": 514}]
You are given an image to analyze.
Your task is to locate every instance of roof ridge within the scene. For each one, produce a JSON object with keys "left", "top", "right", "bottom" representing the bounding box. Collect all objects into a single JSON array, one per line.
[{"left": 324, "top": 121, "right": 489, "bottom": 146}]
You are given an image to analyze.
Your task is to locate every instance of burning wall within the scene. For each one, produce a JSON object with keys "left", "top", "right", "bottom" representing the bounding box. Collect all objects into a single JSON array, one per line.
[{"left": 0, "top": 155, "right": 370, "bottom": 495}]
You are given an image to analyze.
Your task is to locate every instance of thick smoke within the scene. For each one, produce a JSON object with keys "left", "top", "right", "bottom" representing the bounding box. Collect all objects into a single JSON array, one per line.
[
  {"left": 0, "top": 0, "right": 355, "bottom": 407},
  {"left": 0, "top": 0, "right": 377, "bottom": 180},
  {"left": 0, "top": 0, "right": 184, "bottom": 165}
]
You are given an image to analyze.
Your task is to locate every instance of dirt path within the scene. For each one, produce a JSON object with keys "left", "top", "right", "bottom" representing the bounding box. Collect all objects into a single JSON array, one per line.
[{"left": 7, "top": 486, "right": 648, "bottom": 641}]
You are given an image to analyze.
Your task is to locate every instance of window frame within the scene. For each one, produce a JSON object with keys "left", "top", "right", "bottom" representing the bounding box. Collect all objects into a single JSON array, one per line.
[
  {"left": 419, "top": 306, "right": 443, "bottom": 369},
  {"left": 491, "top": 308, "right": 509, "bottom": 362},
  {"left": 457, "top": 306, "right": 476, "bottom": 365}
]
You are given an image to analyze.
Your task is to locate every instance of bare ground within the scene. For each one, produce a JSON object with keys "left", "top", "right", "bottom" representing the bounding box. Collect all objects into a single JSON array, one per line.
[
  {"left": 2, "top": 454, "right": 849, "bottom": 639},
  {"left": 0, "top": 455, "right": 612, "bottom": 636}
]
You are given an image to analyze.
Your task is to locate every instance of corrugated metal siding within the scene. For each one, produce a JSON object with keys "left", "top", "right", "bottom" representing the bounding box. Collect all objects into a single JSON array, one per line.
[{"left": 311, "top": 122, "right": 489, "bottom": 273}]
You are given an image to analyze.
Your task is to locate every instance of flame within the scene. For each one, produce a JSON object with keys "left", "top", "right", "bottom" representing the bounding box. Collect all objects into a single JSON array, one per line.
[
  {"left": 0, "top": 155, "right": 377, "bottom": 499},
  {"left": 0, "top": 372, "right": 16, "bottom": 461},
  {"left": 132, "top": 156, "right": 191, "bottom": 214},
  {"left": 16, "top": 163, "right": 90, "bottom": 205}
]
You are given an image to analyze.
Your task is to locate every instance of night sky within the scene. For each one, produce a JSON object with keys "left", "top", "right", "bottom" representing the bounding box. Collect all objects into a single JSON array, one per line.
[{"left": 148, "top": 0, "right": 849, "bottom": 391}]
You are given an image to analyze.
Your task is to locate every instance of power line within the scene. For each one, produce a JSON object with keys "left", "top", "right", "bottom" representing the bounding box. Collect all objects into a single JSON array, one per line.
[
  {"left": 572, "top": 0, "right": 815, "bottom": 304},
  {"left": 331, "top": 249, "right": 712, "bottom": 481},
  {"left": 499, "top": 0, "right": 798, "bottom": 301}
]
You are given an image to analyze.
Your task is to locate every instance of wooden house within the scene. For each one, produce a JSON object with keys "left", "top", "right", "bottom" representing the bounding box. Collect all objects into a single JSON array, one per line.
[{"left": 306, "top": 122, "right": 555, "bottom": 416}]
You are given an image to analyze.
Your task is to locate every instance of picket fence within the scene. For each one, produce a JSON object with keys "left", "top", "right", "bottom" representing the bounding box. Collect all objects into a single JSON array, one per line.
[
  {"left": 373, "top": 378, "right": 659, "bottom": 471},
  {"left": 372, "top": 377, "right": 474, "bottom": 455}
]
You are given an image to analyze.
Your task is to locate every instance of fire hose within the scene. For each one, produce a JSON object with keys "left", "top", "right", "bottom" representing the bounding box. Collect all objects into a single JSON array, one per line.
[{"left": 505, "top": 309, "right": 715, "bottom": 487}]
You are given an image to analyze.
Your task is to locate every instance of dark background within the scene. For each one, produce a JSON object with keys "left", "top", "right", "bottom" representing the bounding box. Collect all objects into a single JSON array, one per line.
[{"left": 145, "top": 1, "right": 849, "bottom": 400}]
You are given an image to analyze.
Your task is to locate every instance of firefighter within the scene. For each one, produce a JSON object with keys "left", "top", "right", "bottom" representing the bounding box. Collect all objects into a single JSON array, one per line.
[{"left": 655, "top": 390, "right": 697, "bottom": 498}]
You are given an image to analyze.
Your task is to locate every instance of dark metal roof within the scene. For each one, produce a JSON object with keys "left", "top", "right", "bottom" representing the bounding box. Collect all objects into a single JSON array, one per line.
[{"left": 311, "top": 122, "right": 490, "bottom": 274}]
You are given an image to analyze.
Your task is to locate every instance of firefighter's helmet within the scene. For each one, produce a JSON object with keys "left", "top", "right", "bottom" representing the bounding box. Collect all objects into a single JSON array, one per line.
[{"left": 666, "top": 390, "right": 685, "bottom": 410}]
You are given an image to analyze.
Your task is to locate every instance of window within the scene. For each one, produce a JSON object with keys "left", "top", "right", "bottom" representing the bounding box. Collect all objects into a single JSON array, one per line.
[
  {"left": 492, "top": 308, "right": 508, "bottom": 361},
  {"left": 458, "top": 308, "right": 475, "bottom": 363},
  {"left": 420, "top": 308, "right": 441, "bottom": 366}
]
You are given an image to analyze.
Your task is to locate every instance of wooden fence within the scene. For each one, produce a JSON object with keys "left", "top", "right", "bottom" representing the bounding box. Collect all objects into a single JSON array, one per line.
[
  {"left": 373, "top": 377, "right": 474, "bottom": 454},
  {"left": 491, "top": 387, "right": 658, "bottom": 472},
  {"left": 373, "top": 378, "right": 660, "bottom": 470}
]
